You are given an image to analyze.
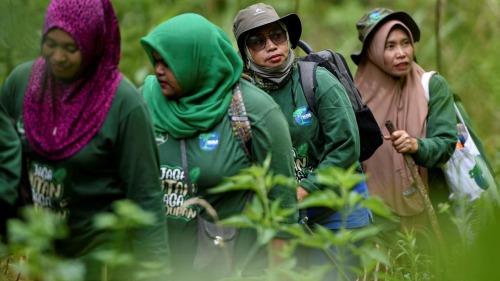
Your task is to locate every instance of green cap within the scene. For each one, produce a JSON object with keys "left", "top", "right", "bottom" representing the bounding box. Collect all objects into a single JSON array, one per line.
[
  {"left": 351, "top": 8, "right": 420, "bottom": 65},
  {"left": 233, "top": 3, "right": 301, "bottom": 61}
]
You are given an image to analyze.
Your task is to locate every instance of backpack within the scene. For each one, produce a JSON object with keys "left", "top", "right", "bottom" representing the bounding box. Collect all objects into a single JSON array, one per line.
[{"left": 296, "top": 40, "right": 382, "bottom": 162}]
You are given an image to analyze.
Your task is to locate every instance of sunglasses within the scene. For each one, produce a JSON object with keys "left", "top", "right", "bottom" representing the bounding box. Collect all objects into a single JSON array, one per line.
[{"left": 246, "top": 28, "right": 287, "bottom": 52}]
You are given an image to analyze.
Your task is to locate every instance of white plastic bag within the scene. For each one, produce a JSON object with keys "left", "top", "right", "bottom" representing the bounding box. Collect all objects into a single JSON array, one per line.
[
  {"left": 442, "top": 110, "right": 495, "bottom": 201},
  {"left": 422, "top": 72, "right": 496, "bottom": 201}
]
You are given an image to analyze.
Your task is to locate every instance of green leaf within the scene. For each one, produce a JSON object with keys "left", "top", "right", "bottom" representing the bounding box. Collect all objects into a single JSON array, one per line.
[
  {"left": 273, "top": 207, "right": 298, "bottom": 222},
  {"left": 280, "top": 224, "right": 308, "bottom": 238},
  {"left": 298, "top": 189, "right": 339, "bottom": 209},
  {"left": 360, "top": 196, "right": 394, "bottom": 218},
  {"left": 245, "top": 196, "right": 264, "bottom": 221},
  {"left": 92, "top": 249, "right": 134, "bottom": 266},
  {"left": 256, "top": 227, "right": 278, "bottom": 245},
  {"left": 218, "top": 215, "right": 255, "bottom": 228},
  {"left": 93, "top": 213, "right": 119, "bottom": 229},
  {"left": 350, "top": 225, "right": 383, "bottom": 242},
  {"left": 112, "top": 199, "right": 157, "bottom": 227}
]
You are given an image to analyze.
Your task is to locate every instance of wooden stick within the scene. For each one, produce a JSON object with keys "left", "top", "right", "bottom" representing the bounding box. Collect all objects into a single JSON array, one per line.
[{"left": 385, "top": 120, "right": 443, "bottom": 243}]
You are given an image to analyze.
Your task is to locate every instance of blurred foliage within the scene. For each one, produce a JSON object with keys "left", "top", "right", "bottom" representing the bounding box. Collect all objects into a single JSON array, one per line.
[
  {"left": 0, "top": 200, "right": 168, "bottom": 281},
  {"left": 0, "top": 0, "right": 498, "bottom": 178},
  {"left": 5, "top": 207, "right": 85, "bottom": 281},
  {"left": 1, "top": 160, "right": 498, "bottom": 280}
]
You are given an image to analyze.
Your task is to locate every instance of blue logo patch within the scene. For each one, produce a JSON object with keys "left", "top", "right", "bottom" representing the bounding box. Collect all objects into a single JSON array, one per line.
[
  {"left": 199, "top": 132, "right": 219, "bottom": 151},
  {"left": 367, "top": 11, "right": 386, "bottom": 27},
  {"left": 293, "top": 106, "right": 313, "bottom": 126}
]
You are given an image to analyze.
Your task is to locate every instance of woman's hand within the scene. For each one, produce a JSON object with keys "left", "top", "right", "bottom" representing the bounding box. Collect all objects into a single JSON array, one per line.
[
  {"left": 384, "top": 130, "right": 418, "bottom": 154},
  {"left": 297, "top": 186, "right": 310, "bottom": 202}
]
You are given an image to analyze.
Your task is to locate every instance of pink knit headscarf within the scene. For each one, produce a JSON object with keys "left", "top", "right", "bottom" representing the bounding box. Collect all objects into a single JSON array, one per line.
[{"left": 23, "top": 0, "right": 122, "bottom": 160}]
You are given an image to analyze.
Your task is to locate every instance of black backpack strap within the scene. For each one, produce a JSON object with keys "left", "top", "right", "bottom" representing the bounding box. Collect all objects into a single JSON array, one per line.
[
  {"left": 328, "top": 51, "right": 364, "bottom": 111},
  {"left": 297, "top": 60, "right": 319, "bottom": 117},
  {"left": 331, "top": 51, "right": 354, "bottom": 80},
  {"left": 228, "top": 82, "right": 252, "bottom": 161}
]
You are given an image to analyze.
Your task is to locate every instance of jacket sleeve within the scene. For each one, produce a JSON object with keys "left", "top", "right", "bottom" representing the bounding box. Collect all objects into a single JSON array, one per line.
[
  {"left": 250, "top": 106, "right": 298, "bottom": 228},
  {"left": 114, "top": 85, "right": 170, "bottom": 277},
  {"left": 413, "top": 74, "right": 457, "bottom": 167},
  {"left": 0, "top": 63, "right": 31, "bottom": 207},
  {"left": 0, "top": 103, "right": 21, "bottom": 206}
]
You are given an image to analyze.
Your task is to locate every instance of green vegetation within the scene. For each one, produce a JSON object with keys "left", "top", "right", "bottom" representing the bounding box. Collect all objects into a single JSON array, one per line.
[
  {"left": 1, "top": 200, "right": 168, "bottom": 281},
  {"left": 1, "top": 156, "right": 499, "bottom": 280}
]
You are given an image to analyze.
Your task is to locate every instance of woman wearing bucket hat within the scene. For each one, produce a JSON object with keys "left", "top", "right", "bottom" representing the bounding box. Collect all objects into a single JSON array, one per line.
[
  {"left": 140, "top": 12, "right": 297, "bottom": 280},
  {"left": 351, "top": 8, "right": 456, "bottom": 241},
  {"left": 234, "top": 3, "right": 372, "bottom": 280}
]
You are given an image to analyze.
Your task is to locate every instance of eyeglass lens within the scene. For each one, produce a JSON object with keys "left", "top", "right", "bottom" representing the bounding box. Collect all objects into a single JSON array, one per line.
[{"left": 246, "top": 28, "right": 287, "bottom": 52}]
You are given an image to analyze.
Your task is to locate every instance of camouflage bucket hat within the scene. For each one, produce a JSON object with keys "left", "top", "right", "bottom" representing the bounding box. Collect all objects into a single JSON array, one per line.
[
  {"left": 351, "top": 8, "right": 420, "bottom": 65},
  {"left": 233, "top": 3, "right": 301, "bottom": 61}
]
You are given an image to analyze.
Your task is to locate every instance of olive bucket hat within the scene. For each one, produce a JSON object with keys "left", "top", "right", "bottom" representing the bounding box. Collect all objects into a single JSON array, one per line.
[
  {"left": 351, "top": 8, "right": 420, "bottom": 65},
  {"left": 233, "top": 3, "right": 302, "bottom": 62}
]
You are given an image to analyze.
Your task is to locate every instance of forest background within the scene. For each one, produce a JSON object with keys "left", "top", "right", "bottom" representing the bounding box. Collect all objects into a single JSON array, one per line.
[{"left": 1, "top": 0, "right": 498, "bottom": 180}]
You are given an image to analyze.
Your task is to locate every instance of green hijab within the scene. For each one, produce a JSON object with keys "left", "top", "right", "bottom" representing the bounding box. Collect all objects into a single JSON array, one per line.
[{"left": 140, "top": 13, "right": 243, "bottom": 138}]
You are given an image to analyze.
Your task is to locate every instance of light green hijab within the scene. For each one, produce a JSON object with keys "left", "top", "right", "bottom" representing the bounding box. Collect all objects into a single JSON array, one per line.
[{"left": 140, "top": 13, "right": 243, "bottom": 138}]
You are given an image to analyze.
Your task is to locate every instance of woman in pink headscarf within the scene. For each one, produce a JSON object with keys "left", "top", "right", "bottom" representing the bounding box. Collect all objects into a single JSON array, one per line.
[
  {"left": 0, "top": 0, "right": 169, "bottom": 279},
  {"left": 351, "top": 8, "right": 456, "bottom": 240}
]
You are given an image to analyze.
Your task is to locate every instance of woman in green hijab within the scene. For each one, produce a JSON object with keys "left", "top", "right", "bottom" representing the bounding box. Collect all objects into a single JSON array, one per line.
[{"left": 140, "top": 13, "right": 298, "bottom": 280}]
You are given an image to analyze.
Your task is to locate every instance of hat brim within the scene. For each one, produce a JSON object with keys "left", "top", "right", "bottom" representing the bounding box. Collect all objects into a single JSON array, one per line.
[
  {"left": 351, "top": 11, "right": 420, "bottom": 65},
  {"left": 237, "top": 13, "right": 302, "bottom": 62},
  {"left": 280, "top": 13, "right": 302, "bottom": 48}
]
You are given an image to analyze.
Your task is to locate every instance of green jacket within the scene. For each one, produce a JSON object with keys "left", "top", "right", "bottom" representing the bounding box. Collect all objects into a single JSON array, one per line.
[
  {"left": 267, "top": 66, "right": 360, "bottom": 192},
  {"left": 0, "top": 103, "right": 21, "bottom": 206},
  {"left": 0, "top": 102, "right": 22, "bottom": 239},
  {"left": 259, "top": 65, "right": 371, "bottom": 228}
]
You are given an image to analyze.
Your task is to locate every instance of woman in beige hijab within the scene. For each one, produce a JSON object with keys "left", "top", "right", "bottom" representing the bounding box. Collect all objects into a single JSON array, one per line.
[{"left": 351, "top": 8, "right": 456, "bottom": 238}]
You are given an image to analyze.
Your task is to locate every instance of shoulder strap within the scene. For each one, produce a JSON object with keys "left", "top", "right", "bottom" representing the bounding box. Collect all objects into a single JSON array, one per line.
[
  {"left": 228, "top": 82, "right": 252, "bottom": 161},
  {"left": 421, "top": 71, "right": 438, "bottom": 101},
  {"left": 422, "top": 71, "right": 469, "bottom": 141},
  {"left": 180, "top": 139, "right": 194, "bottom": 197},
  {"left": 297, "top": 60, "right": 319, "bottom": 117},
  {"left": 329, "top": 51, "right": 364, "bottom": 111},
  {"left": 331, "top": 51, "right": 355, "bottom": 81}
]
